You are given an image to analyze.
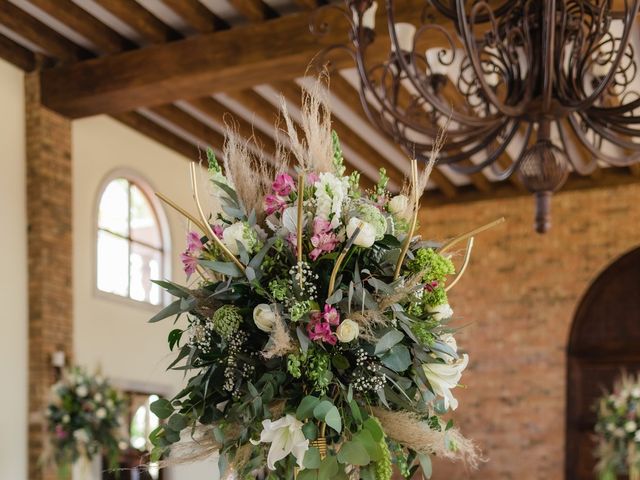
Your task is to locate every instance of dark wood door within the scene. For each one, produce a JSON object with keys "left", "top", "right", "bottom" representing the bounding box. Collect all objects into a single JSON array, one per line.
[{"left": 566, "top": 247, "right": 640, "bottom": 480}]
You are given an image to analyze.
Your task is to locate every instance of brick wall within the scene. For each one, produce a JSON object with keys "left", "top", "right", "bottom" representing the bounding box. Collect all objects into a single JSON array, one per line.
[
  {"left": 421, "top": 182, "right": 640, "bottom": 480},
  {"left": 25, "top": 72, "right": 73, "bottom": 480}
]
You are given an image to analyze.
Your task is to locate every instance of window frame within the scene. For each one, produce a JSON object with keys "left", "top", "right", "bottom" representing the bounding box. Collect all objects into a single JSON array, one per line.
[{"left": 94, "top": 169, "right": 172, "bottom": 309}]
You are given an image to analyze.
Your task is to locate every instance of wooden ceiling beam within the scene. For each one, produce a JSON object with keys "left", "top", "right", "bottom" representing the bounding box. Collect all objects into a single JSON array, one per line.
[
  {"left": 39, "top": 0, "right": 432, "bottom": 117},
  {"left": 149, "top": 104, "right": 226, "bottom": 149},
  {"left": 113, "top": 111, "right": 199, "bottom": 161},
  {"left": 25, "top": 0, "right": 134, "bottom": 54},
  {"left": 160, "top": 0, "right": 228, "bottom": 32},
  {"left": 0, "top": 33, "right": 37, "bottom": 71},
  {"left": 91, "top": 0, "right": 180, "bottom": 44},
  {"left": 0, "top": 0, "right": 89, "bottom": 62}
]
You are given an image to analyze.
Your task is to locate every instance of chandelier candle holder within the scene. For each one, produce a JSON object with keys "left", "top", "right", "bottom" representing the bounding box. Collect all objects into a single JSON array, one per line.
[{"left": 316, "top": 0, "right": 640, "bottom": 232}]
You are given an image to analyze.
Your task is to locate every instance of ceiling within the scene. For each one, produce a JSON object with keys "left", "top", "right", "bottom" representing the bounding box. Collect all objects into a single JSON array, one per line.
[{"left": 1, "top": 0, "right": 639, "bottom": 203}]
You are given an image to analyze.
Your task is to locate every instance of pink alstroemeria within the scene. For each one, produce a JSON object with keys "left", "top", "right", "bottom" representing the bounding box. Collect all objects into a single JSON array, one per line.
[
  {"left": 307, "top": 314, "right": 337, "bottom": 345},
  {"left": 55, "top": 424, "right": 68, "bottom": 440},
  {"left": 181, "top": 253, "right": 198, "bottom": 279},
  {"left": 264, "top": 194, "right": 287, "bottom": 215},
  {"left": 212, "top": 224, "right": 224, "bottom": 239},
  {"left": 307, "top": 172, "right": 320, "bottom": 185},
  {"left": 272, "top": 173, "right": 295, "bottom": 197},
  {"left": 322, "top": 304, "right": 340, "bottom": 326},
  {"left": 186, "top": 231, "right": 203, "bottom": 253},
  {"left": 309, "top": 218, "right": 339, "bottom": 260}
]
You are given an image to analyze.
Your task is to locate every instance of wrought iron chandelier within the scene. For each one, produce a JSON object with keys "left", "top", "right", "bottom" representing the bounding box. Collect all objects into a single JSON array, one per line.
[{"left": 318, "top": 0, "right": 640, "bottom": 232}]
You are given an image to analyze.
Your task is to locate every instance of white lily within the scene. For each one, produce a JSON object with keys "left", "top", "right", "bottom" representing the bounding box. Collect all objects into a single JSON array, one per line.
[
  {"left": 251, "top": 414, "right": 309, "bottom": 470},
  {"left": 423, "top": 354, "right": 469, "bottom": 410}
]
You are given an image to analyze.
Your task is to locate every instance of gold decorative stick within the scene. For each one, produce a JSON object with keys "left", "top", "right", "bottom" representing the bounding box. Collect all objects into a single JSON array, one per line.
[
  {"left": 393, "top": 158, "right": 420, "bottom": 280},
  {"left": 189, "top": 162, "right": 246, "bottom": 273},
  {"left": 328, "top": 222, "right": 363, "bottom": 295},
  {"left": 296, "top": 172, "right": 305, "bottom": 289},
  {"left": 155, "top": 192, "right": 208, "bottom": 234},
  {"left": 445, "top": 237, "right": 474, "bottom": 292},
  {"left": 438, "top": 217, "right": 505, "bottom": 255}
]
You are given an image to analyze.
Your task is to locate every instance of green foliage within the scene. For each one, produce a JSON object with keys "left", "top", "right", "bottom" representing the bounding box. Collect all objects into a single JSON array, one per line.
[
  {"left": 212, "top": 305, "right": 242, "bottom": 339},
  {"left": 407, "top": 248, "right": 455, "bottom": 283}
]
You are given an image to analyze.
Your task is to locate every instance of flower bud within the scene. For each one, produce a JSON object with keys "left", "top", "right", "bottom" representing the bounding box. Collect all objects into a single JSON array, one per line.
[{"left": 253, "top": 304, "right": 277, "bottom": 333}]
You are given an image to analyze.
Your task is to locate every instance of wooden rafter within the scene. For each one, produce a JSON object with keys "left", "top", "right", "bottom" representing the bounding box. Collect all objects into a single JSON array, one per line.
[
  {"left": 25, "top": 0, "right": 134, "bottom": 54},
  {"left": 160, "top": 0, "right": 228, "bottom": 32},
  {"left": 0, "top": 33, "right": 37, "bottom": 72},
  {"left": 91, "top": 0, "right": 180, "bottom": 44},
  {"left": 0, "top": 0, "right": 89, "bottom": 61},
  {"left": 113, "top": 111, "right": 199, "bottom": 160},
  {"left": 150, "top": 104, "right": 226, "bottom": 149},
  {"left": 228, "top": 0, "right": 278, "bottom": 22}
]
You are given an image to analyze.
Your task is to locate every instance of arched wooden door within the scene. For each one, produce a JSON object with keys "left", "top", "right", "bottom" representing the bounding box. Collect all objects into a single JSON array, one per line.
[{"left": 566, "top": 247, "right": 640, "bottom": 479}]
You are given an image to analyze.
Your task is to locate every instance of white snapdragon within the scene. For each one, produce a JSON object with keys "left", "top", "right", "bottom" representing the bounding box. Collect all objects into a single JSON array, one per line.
[
  {"left": 336, "top": 319, "right": 359, "bottom": 343},
  {"left": 346, "top": 217, "right": 377, "bottom": 248},
  {"left": 423, "top": 354, "right": 469, "bottom": 410},
  {"left": 222, "top": 222, "right": 257, "bottom": 255},
  {"left": 314, "top": 173, "right": 349, "bottom": 228},
  {"left": 253, "top": 304, "right": 277, "bottom": 333},
  {"left": 251, "top": 414, "right": 309, "bottom": 470}
]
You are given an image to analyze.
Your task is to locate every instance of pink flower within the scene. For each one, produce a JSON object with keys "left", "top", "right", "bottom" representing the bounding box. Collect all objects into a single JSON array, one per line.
[
  {"left": 212, "top": 224, "right": 224, "bottom": 239},
  {"left": 309, "top": 218, "right": 339, "bottom": 260},
  {"left": 55, "top": 424, "right": 67, "bottom": 440},
  {"left": 307, "top": 315, "right": 337, "bottom": 345},
  {"left": 264, "top": 194, "right": 287, "bottom": 215},
  {"left": 181, "top": 252, "right": 198, "bottom": 279},
  {"left": 307, "top": 172, "right": 320, "bottom": 185},
  {"left": 322, "top": 304, "right": 340, "bottom": 326},
  {"left": 272, "top": 173, "right": 295, "bottom": 196},
  {"left": 424, "top": 280, "right": 439, "bottom": 292},
  {"left": 186, "top": 231, "right": 203, "bottom": 253}
]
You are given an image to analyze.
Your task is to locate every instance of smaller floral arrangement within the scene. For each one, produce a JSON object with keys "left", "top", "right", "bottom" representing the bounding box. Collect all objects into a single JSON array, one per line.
[
  {"left": 595, "top": 373, "right": 640, "bottom": 480},
  {"left": 45, "top": 366, "right": 127, "bottom": 475}
]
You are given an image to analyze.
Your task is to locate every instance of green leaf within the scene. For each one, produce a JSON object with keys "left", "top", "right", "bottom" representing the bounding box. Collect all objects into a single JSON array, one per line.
[
  {"left": 337, "top": 440, "right": 370, "bottom": 466},
  {"left": 349, "top": 400, "right": 363, "bottom": 425},
  {"left": 150, "top": 398, "right": 173, "bottom": 419},
  {"left": 331, "top": 354, "right": 350, "bottom": 371},
  {"left": 168, "top": 329, "right": 183, "bottom": 351},
  {"left": 152, "top": 279, "right": 192, "bottom": 298},
  {"left": 374, "top": 329, "right": 404, "bottom": 354},
  {"left": 313, "top": 401, "right": 342, "bottom": 434},
  {"left": 149, "top": 299, "right": 183, "bottom": 323},
  {"left": 381, "top": 345, "right": 412, "bottom": 372},
  {"left": 318, "top": 455, "right": 339, "bottom": 480},
  {"left": 167, "top": 413, "right": 187, "bottom": 431},
  {"left": 326, "top": 289, "right": 343, "bottom": 305},
  {"left": 198, "top": 260, "right": 243, "bottom": 277},
  {"left": 302, "top": 422, "right": 318, "bottom": 441},
  {"left": 297, "top": 396, "right": 320, "bottom": 420},
  {"left": 353, "top": 430, "right": 381, "bottom": 462},
  {"left": 417, "top": 453, "right": 432, "bottom": 479},
  {"left": 363, "top": 418, "right": 383, "bottom": 442},
  {"left": 303, "top": 447, "right": 322, "bottom": 469}
]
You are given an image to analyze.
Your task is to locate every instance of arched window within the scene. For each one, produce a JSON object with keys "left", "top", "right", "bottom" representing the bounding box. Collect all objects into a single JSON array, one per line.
[{"left": 96, "top": 174, "right": 169, "bottom": 306}]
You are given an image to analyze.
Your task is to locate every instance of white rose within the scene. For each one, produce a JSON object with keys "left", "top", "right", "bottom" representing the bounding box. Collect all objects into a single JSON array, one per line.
[
  {"left": 62, "top": 414, "right": 70, "bottom": 424},
  {"left": 222, "top": 222, "right": 254, "bottom": 255},
  {"left": 94, "top": 393, "right": 103, "bottom": 403},
  {"left": 632, "top": 387, "right": 640, "bottom": 398},
  {"left": 346, "top": 218, "right": 376, "bottom": 248},
  {"left": 625, "top": 421, "right": 637, "bottom": 433},
  {"left": 388, "top": 195, "right": 409, "bottom": 216},
  {"left": 96, "top": 408, "right": 107, "bottom": 420},
  {"left": 73, "top": 429, "right": 89, "bottom": 444},
  {"left": 253, "top": 304, "right": 277, "bottom": 333},
  {"left": 336, "top": 319, "right": 359, "bottom": 343},
  {"left": 426, "top": 303, "right": 454, "bottom": 322},
  {"left": 75, "top": 385, "right": 89, "bottom": 397}
]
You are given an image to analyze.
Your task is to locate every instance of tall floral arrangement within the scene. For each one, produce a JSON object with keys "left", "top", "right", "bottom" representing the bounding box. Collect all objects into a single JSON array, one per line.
[
  {"left": 148, "top": 80, "right": 498, "bottom": 479},
  {"left": 45, "top": 366, "right": 127, "bottom": 476},
  {"left": 595, "top": 373, "right": 640, "bottom": 480}
]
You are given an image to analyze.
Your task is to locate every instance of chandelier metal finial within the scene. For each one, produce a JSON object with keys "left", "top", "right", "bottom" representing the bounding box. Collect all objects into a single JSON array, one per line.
[{"left": 314, "top": 0, "right": 640, "bottom": 232}]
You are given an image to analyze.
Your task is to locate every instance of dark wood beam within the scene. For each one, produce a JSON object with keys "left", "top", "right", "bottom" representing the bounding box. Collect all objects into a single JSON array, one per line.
[
  {"left": 228, "top": 0, "right": 278, "bottom": 21},
  {"left": 150, "top": 104, "right": 226, "bottom": 149},
  {"left": 159, "top": 0, "right": 228, "bottom": 33},
  {"left": 92, "top": 0, "right": 180, "bottom": 44},
  {"left": 25, "top": 0, "right": 134, "bottom": 54},
  {"left": 39, "top": 1, "right": 430, "bottom": 117},
  {"left": 293, "top": 0, "right": 323, "bottom": 9},
  {"left": 0, "top": 0, "right": 89, "bottom": 61},
  {"left": 0, "top": 33, "right": 37, "bottom": 71},
  {"left": 112, "top": 111, "right": 199, "bottom": 161}
]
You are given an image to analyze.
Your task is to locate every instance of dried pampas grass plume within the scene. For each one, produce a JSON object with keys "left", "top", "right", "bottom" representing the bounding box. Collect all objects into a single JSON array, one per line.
[
  {"left": 371, "top": 407, "right": 484, "bottom": 469},
  {"left": 261, "top": 314, "right": 296, "bottom": 359},
  {"left": 279, "top": 74, "right": 334, "bottom": 174},
  {"left": 349, "top": 310, "right": 392, "bottom": 342},
  {"left": 155, "top": 425, "right": 222, "bottom": 468},
  {"left": 222, "top": 126, "right": 271, "bottom": 222}
]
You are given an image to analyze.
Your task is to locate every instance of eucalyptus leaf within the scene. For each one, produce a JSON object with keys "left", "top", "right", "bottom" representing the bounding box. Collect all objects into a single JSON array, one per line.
[
  {"left": 336, "top": 440, "right": 370, "bottom": 466},
  {"left": 198, "top": 260, "right": 243, "bottom": 277},
  {"left": 381, "top": 345, "right": 412, "bottom": 372},
  {"left": 374, "top": 329, "right": 404, "bottom": 355}
]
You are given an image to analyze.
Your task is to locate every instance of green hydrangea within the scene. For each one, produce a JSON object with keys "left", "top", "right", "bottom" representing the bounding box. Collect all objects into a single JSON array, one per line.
[
  {"left": 407, "top": 248, "right": 455, "bottom": 283},
  {"left": 212, "top": 305, "right": 242, "bottom": 340},
  {"left": 423, "top": 286, "right": 448, "bottom": 308},
  {"left": 290, "top": 301, "right": 312, "bottom": 322},
  {"left": 375, "top": 436, "right": 393, "bottom": 480},
  {"left": 269, "top": 279, "right": 289, "bottom": 302},
  {"left": 356, "top": 203, "right": 387, "bottom": 240},
  {"left": 287, "top": 354, "right": 302, "bottom": 379},
  {"left": 307, "top": 350, "right": 332, "bottom": 394},
  {"left": 412, "top": 319, "right": 438, "bottom": 346}
]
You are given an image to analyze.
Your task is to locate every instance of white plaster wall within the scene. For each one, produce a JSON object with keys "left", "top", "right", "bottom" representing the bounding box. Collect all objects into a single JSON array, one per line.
[
  {"left": 73, "top": 115, "right": 216, "bottom": 479},
  {"left": 0, "top": 58, "right": 28, "bottom": 480}
]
